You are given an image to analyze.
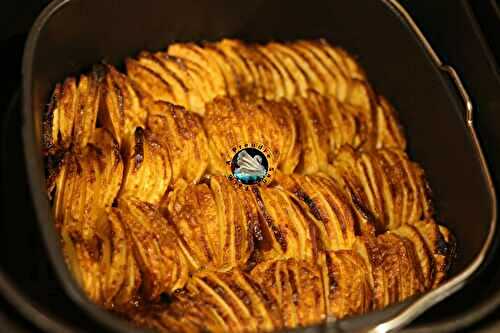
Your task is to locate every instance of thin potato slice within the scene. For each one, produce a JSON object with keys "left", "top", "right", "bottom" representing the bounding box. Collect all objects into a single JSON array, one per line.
[{"left": 118, "top": 127, "right": 171, "bottom": 206}]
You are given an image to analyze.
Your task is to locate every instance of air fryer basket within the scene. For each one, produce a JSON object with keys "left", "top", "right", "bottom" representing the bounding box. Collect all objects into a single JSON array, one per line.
[{"left": 21, "top": 0, "right": 497, "bottom": 332}]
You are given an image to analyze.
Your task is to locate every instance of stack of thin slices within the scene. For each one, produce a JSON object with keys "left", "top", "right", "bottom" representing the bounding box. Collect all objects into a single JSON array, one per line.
[{"left": 43, "top": 39, "right": 455, "bottom": 332}]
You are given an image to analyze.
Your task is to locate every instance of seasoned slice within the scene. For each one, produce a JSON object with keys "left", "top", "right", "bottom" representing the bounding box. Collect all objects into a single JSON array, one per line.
[
  {"left": 412, "top": 220, "right": 455, "bottom": 287},
  {"left": 44, "top": 78, "right": 79, "bottom": 154},
  {"left": 73, "top": 66, "right": 105, "bottom": 149},
  {"left": 168, "top": 42, "right": 226, "bottom": 100},
  {"left": 203, "top": 96, "right": 301, "bottom": 175},
  {"left": 152, "top": 52, "right": 206, "bottom": 114},
  {"left": 100, "top": 64, "right": 148, "bottom": 146},
  {"left": 252, "top": 45, "right": 286, "bottom": 100},
  {"left": 118, "top": 127, "right": 171, "bottom": 206},
  {"left": 390, "top": 224, "right": 434, "bottom": 288},
  {"left": 276, "top": 173, "right": 360, "bottom": 251},
  {"left": 265, "top": 42, "right": 309, "bottom": 98},
  {"left": 215, "top": 39, "right": 257, "bottom": 97},
  {"left": 241, "top": 45, "right": 277, "bottom": 100},
  {"left": 43, "top": 83, "right": 63, "bottom": 155},
  {"left": 210, "top": 176, "right": 259, "bottom": 270},
  {"left": 289, "top": 41, "right": 338, "bottom": 96},
  {"left": 125, "top": 58, "right": 175, "bottom": 103},
  {"left": 166, "top": 176, "right": 258, "bottom": 271},
  {"left": 202, "top": 43, "right": 241, "bottom": 96},
  {"left": 252, "top": 186, "right": 318, "bottom": 262},
  {"left": 374, "top": 95, "right": 406, "bottom": 150},
  {"left": 306, "top": 40, "right": 350, "bottom": 101},
  {"left": 53, "top": 129, "right": 123, "bottom": 246},
  {"left": 136, "top": 51, "right": 190, "bottom": 109},
  {"left": 147, "top": 101, "right": 209, "bottom": 185},
  {"left": 292, "top": 91, "right": 380, "bottom": 173},
  {"left": 251, "top": 259, "right": 325, "bottom": 328},
  {"left": 118, "top": 197, "right": 189, "bottom": 299},
  {"left": 256, "top": 44, "right": 296, "bottom": 100},
  {"left": 293, "top": 91, "right": 334, "bottom": 174},
  {"left": 354, "top": 233, "right": 426, "bottom": 310},
  {"left": 187, "top": 272, "right": 247, "bottom": 332},
  {"left": 326, "top": 146, "right": 432, "bottom": 232},
  {"left": 294, "top": 94, "right": 335, "bottom": 174},
  {"left": 60, "top": 226, "right": 103, "bottom": 304},
  {"left": 165, "top": 180, "right": 218, "bottom": 271},
  {"left": 282, "top": 43, "right": 326, "bottom": 95},
  {"left": 146, "top": 268, "right": 282, "bottom": 333},
  {"left": 318, "top": 40, "right": 353, "bottom": 80},
  {"left": 96, "top": 208, "right": 142, "bottom": 309},
  {"left": 319, "top": 250, "right": 372, "bottom": 319},
  {"left": 181, "top": 269, "right": 283, "bottom": 332}
]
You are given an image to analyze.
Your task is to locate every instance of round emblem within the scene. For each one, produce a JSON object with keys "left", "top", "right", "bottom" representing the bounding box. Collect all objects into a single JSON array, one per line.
[{"left": 225, "top": 144, "right": 275, "bottom": 188}]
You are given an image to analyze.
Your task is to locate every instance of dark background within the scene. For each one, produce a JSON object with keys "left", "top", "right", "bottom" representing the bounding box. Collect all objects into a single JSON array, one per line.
[{"left": 0, "top": 0, "right": 499, "bottom": 332}]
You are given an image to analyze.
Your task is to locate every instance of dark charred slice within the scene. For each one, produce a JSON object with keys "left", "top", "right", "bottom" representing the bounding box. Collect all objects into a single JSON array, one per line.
[
  {"left": 43, "top": 83, "right": 61, "bottom": 155},
  {"left": 133, "top": 127, "right": 145, "bottom": 171},
  {"left": 45, "top": 148, "right": 67, "bottom": 198}
]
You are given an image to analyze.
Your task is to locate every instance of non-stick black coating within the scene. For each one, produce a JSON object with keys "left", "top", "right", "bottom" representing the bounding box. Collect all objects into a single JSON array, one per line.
[{"left": 22, "top": 0, "right": 496, "bottom": 331}]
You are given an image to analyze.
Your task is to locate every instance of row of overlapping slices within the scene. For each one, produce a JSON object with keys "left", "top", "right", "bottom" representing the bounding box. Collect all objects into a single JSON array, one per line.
[{"left": 43, "top": 39, "right": 454, "bottom": 332}]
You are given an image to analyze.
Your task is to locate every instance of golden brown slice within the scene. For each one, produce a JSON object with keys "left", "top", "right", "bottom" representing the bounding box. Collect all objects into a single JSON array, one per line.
[
  {"left": 374, "top": 95, "right": 406, "bottom": 150},
  {"left": 146, "top": 268, "right": 283, "bottom": 333},
  {"left": 251, "top": 258, "right": 325, "bottom": 328},
  {"left": 147, "top": 101, "right": 209, "bottom": 185},
  {"left": 60, "top": 228, "right": 104, "bottom": 304},
  {"left": 136, "top": 51, "right": 189, "bottom": 108},
  {"left": 390, "top": 224, "right": 434, "bottom": 288},
  {"left": 251, "top": 45, "right": 286, "bottom": 100},
  {"left": 149, "top": 52, "right": 206, "bottom": 114},
  {"left": 412, "top": 220, "right": 456, "bottom": 287},
  {"left": 203, "top": 96, "right": 301, "bottom": 175},
  {"left": 276, "top": 173, "right": 362, "bottom": 251},
  {"left": 186, "top": 270, "right": 283, "bottom": 332},
  {"left": 291, "top": 91, "right": 385, "bottom": 174},
  {"left": 118, "top": 127, "right": 172, "bottom": 206},
  {"left": 71, "top": 66, "right": 105, "bottom": 150},
  {"left": 164, "top": 180, "right": 218, "bottom": 271},
  {"left": 293, "top": 91, "right": 333, "bottom": 174},
  {"left": 288, "top": 40, "right": 338, "bottom": 97},
  {"left": 326, "top": 146, "right": 433, "bottom": 232},
  {"left": 354, "top": 233, "right": 426, "bottom": 310},
  {"left": 265, "top": 42, "right": 310, "bottom": 98},
  {"left": 255, "top": 44, "right": 296, "bottom": 100},
  {"left": 53, "top": 129, "right": 123, "bottom": 247},
  {"left": 125, "top": 58, "right": 175, "bottom": 104},
  {"left": 168, "top": 42, "right": 227, "bottom": 100},
  {"left": 252, "top": 186, "right": 318, "bottom": 262},
  {"left": 202, "top": 42, "right": 241, "bottom": 97},
  {"left": 214, "top": 39, "right": 257, "bottom": 97},
  {"left": 95, "top": 207, "right": 142, "bottom": 309},
  {"left": 307, "top": 40, "right": 350, "bottom": 101},
  {"left": 100, "top": 64, "right": 148, "bottom": 146},
  {"left": 118, "top": 197, "right": 189, "bottom": 299},
  {"left": 282, "top": 43, "right": 326, "bottom": 96},
  {"left": 43, "top": 78, "right": 78, "bottom": 154},
  {"left": 319, "top": 250, "right": 372, "bottom": 319},
  {"left": 166, "top": 176, "right": 259, "bottom": 272}
]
